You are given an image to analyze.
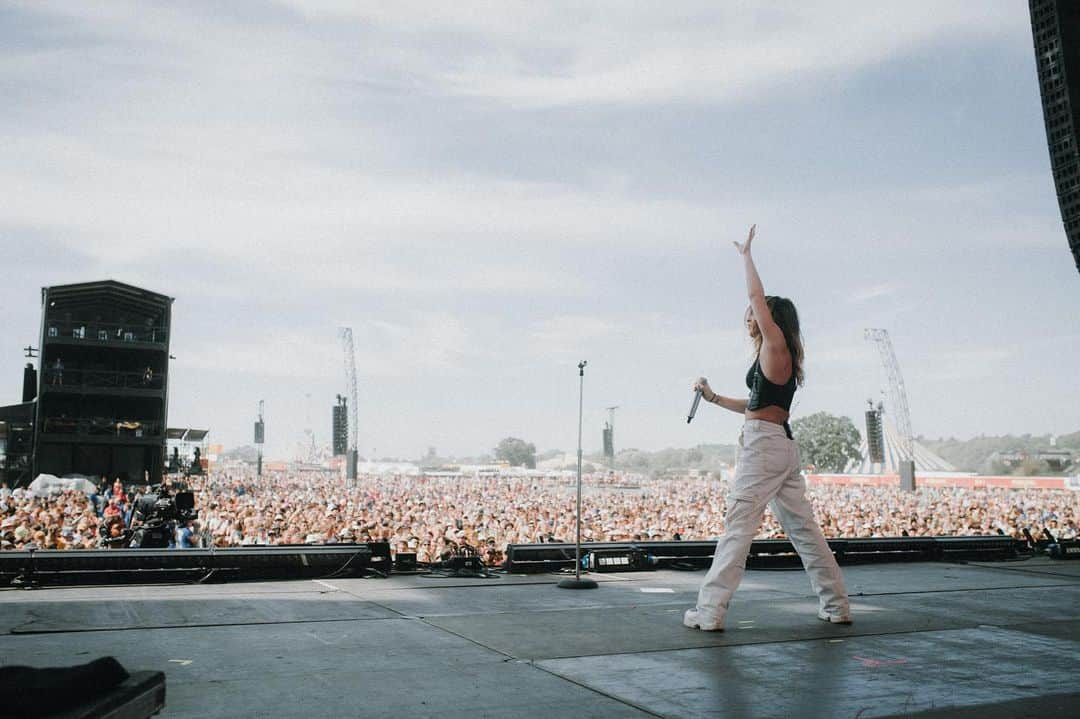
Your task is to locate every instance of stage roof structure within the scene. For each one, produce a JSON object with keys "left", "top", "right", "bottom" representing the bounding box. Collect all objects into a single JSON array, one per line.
[
  {"left": 42, "top": 279, "right": 173, "bottom": 322},
  {"left": 167, "top": 428, "right": 209, "bottom": 442}
]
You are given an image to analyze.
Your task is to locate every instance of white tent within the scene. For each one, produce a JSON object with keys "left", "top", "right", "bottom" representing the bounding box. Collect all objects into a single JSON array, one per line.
[
  {"left": 28, "top": 474, "right": 99, "bottom": 496},
  {"left": 357, "top": 461, "right": 421, "bottom": 477}
]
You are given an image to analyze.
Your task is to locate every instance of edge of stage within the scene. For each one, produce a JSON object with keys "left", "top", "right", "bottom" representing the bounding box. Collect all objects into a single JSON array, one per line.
[{"left": 2, "top": 556, "right": 1079, "bottom": 718}]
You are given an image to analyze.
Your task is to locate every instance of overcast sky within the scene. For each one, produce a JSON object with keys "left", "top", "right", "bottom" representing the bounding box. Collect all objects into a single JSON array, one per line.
[{"left": 2, "top": 1, "right": 1078, "bottom": 460}]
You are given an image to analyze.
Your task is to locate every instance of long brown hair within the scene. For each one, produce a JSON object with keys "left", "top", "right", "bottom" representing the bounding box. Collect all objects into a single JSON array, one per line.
[{"left": 751, "top": 295, "right": 805, "bottom": 386}]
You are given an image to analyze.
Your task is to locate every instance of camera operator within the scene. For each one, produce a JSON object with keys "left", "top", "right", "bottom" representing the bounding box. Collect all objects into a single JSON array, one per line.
[
  {"left": 98, "top": 516, "right": 128, "bottom": 549},
  {"left": 126, "top": 483, "right": 197, "bottom": 549},
  {"left": 176, "top": 518, "right": 199, "bottom": 548}
]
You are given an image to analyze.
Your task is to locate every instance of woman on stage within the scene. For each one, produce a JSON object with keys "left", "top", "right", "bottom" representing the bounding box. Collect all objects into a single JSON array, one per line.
[{"left": 685, "top": 225, "right": 851, "bottom": 631}]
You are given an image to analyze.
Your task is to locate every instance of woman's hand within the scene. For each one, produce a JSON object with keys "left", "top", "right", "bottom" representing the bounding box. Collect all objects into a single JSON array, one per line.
[
  {"left": 693, "top": 377, "right": 712, "bottom": 398},
  {"left": 732, "top": 224, "right": 756, "bottom": 256}
]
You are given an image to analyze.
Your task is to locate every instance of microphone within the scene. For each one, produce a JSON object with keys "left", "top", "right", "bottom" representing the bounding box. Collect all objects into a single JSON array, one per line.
[{"left": 687, "top": 390, "right": 703, "bottom": 424}]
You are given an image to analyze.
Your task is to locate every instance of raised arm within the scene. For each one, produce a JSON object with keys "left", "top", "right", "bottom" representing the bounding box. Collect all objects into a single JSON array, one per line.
[{"left": 733, "top": 225, "right": 791, "bottom": 383}]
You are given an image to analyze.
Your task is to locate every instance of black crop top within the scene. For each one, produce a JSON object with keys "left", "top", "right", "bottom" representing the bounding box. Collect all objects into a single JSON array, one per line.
[{"left": 746, "top": 355, "right": 796, "bottom": 412}]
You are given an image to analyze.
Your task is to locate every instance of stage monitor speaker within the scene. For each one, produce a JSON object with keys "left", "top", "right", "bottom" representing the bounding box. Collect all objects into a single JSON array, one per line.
[
  {"left": 367, "top": 540, "right": 391, "bottom": 572},
  {"left": 440, "top": 555, "right": 484, "bottom": 573},
  {"left": 0, "top": 544, "right": 378, "bottom": 586},
  {"left": 936, "top": 536, "right": 1023, "bottom": 561},
  {"left": 586, "top": 548, "right": 657, "bottom": 572},
  {"left": 1049, "top": 540, "right": 1080, "bottom": 559},
  {"left": 394, "top": 552, "right": 417, "bottom": 572}
]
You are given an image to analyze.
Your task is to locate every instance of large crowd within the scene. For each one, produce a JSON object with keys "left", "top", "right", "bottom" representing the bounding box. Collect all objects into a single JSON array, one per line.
[{"left": 2, "top": 469, "right": 1077, "bottom": 564}]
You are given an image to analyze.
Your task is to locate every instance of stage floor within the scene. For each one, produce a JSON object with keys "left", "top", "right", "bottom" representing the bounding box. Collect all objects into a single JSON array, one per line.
[{"left": 2, "top": 557, "right": 1078, "bottom": 718}]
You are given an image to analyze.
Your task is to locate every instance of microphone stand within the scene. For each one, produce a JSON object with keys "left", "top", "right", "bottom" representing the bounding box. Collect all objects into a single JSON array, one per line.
[{"left": 559, "top": 360, "right": 597, "bottom": 590}]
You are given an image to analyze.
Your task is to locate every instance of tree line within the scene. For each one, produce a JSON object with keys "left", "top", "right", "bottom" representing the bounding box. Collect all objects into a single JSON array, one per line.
[{"left": 222, "top": 416, "right": 1077, "bottom": 477}]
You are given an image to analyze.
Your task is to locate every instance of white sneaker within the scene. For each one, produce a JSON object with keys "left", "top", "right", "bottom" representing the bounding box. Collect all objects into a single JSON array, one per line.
[
  {"left": 817, "top": 609, "right": 853, "bottom": 625},
  {"left": 683, "top": 607, "right": 724, "bottom": 632}
]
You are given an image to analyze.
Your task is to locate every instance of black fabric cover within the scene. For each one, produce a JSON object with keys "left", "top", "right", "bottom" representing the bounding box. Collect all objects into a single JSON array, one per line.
[{"left": 0, "top": 656, "right": 129, "bottom": 718}]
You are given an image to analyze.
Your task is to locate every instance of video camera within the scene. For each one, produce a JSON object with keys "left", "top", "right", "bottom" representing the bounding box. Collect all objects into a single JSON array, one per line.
[{"left": 128, "top": 484, "right": 198, "bottom": 548}]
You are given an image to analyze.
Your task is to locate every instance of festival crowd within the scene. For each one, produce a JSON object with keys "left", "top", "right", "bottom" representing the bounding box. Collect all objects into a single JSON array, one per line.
[{"left": 2, "top": 469, "right": 1077, "bottom": 563}]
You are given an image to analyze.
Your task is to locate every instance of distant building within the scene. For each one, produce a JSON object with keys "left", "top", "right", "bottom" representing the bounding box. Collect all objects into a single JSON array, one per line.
[{"left": 989, "top": 449, "right": 1074, "bottom": 473}]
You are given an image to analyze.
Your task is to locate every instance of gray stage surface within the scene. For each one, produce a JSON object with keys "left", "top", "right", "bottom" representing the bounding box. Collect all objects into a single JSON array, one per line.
[{"left": 2, "top": 557, "right": 1078, "bottom": 718}]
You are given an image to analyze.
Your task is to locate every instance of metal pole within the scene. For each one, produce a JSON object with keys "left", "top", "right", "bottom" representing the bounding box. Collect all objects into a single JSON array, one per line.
[
  {"left": 605, "top": 405, "right": 618, "bottom": 471},
  {"left": 256, "top": 400, "right": 264, "bottom": 478},
  {"left": 575, "top": 363, "right": 584, "bottom": 579},
  {"left": 559, "top": 360, "right": 597, "bottom": 590}
]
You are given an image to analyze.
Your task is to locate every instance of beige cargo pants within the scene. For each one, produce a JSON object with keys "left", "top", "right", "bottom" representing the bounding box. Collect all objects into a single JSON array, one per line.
[{"left": 696, "top": 419, "right": 850, "bottom": 621}]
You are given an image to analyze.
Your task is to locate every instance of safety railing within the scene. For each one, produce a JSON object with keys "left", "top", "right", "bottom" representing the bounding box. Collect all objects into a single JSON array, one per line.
[
  {"left": 40, "top": 417, "right": 163, "bottom": 438},
  {"left": 42, "top": 368, "right": 163, "bottom": 391},
  {"left": 43, "top": 320, "right": 168, "bottom": 345}
]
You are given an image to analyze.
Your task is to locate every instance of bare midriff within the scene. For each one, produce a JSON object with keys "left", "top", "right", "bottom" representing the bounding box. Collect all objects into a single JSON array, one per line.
[{"left": 745, "top": 405, "right": 789, "bottom": 425}]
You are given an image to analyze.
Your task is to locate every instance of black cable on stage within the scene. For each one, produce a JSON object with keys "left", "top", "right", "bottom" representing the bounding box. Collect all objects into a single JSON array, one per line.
[
  {"left": 321, "top": 548, "right": 387, "bottom": 579},
  {"left": 417, "top": 556, "right": 502, "bottom": 579},
  {"left": 418, "top": 569, "right": 500, "bottom": 579}
]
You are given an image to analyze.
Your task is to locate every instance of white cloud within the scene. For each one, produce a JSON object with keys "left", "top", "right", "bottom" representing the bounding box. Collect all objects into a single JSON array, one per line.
[
  {"left": 529, "top": 314, "right": 630, "bottom": 348},
  {"left": 919, "top": 346, "right": 1017, "bottom": 382},
  {"left": 2, "top": 1, "right": 1076, "bottom": 456},
  {"left": 2, "top": 131, "right": 741, "bottom": 287},
  {"left": 847, "top": 283, "right": 900, "bottom": 303},
  {"left": 11, "top": 2, "right": 1018, "bottom": 112},
  {"left": 180, "top": 331, "right": 339, "bottom": 380},
  {"left": 271, "top": 1, "right": 1016, "bottom": 107},
  {"left": 180, "top": 310, "right": 482, "bottom": 379}
]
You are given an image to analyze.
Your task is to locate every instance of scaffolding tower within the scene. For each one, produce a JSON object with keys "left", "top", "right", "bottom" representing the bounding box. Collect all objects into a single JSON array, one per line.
[
  {"left": 864, "top": 328, "right": 916, "bottom": 490},
  {"left": 339, "top": 327, "right": 359, "bottom": 481}
]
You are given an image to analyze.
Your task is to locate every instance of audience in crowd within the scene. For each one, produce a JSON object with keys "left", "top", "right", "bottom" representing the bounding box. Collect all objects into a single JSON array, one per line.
[{"left": 1, "top": 470, "right": 1077, "bottom": 564}]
